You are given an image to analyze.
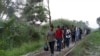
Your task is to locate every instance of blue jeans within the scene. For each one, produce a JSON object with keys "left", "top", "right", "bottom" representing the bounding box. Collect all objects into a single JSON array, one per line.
[
  {"left": 66, "top": 38, "right": 70, "bottom": 47},
  {"left": 57, "top": 39, "right": 62, "bottom": 51}
]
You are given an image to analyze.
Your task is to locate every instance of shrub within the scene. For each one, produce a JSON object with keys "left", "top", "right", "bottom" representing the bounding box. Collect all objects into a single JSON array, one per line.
[{"left": 0, "top": 18, "right": 41, "bottom": 50}]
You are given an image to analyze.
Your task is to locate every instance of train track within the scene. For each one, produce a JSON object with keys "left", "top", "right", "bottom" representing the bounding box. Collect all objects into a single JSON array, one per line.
[
  {"left": 63, "top": 36, "right": 87, "bottom": 56},
  {"left": 24, "top": 36, "right": 87, "bottom": 56}
]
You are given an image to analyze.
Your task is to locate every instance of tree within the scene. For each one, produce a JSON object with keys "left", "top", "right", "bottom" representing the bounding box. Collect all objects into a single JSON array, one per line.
[
  {"left": 0, "top": 0, "right": 19, "bottom": 19},
  {"left": 22, "top": 0, "right": 48, "bottom": 25},
  {"left": 77, "top": 21, "right": 88, "bottom": 30},
  {"left": 0, "top": 0, "right": 6, "bottom": 19},
  {"left": 97, "top": 17, "right": 100, "bottom": 28},
  {"left": 0, "top": 0, "right": 48, "bottom": 25}
]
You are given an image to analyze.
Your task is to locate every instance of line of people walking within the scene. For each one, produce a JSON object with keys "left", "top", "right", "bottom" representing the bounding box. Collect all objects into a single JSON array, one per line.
[{"left": 46, "top": 25, "right": 83, "bottom": 56}]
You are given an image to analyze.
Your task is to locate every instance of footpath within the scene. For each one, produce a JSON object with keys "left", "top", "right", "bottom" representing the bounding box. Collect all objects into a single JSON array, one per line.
[
  {"left": 23, "top": 42, "right": 75, "bottom": 56},
  {"left": 23, "top": 36, "right": 87, "bottom": 56}
]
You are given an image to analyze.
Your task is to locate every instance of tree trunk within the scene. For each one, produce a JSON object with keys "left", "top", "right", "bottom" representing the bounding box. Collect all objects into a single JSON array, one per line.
[{"left": 47, "top": 0, "right": 52, "bottom": 25}]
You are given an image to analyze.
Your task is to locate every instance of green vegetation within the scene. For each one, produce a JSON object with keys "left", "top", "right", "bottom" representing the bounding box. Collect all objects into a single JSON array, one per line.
[
  {"left": 0, "top": 42, "right": 44, "bottom": 56},
  {"left": 0, "top": 0, "right": 90, "bottom": 56},
  {"left": 97, "top": 17, "right": 100, "bottom": 29},
  {"left": 0, "top": 17, "right": 45, "bottom": 56},
  {"left": 68, "top": 30, "right": 100, "bottom": 56},
  {"left": 43, "top": 19, "right": 87, "bottom": 30},
  {"left": 0, "top": 18, "right": 87, "bottom": 56}
]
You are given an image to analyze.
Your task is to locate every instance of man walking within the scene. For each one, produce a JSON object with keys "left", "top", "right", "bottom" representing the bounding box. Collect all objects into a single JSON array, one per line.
[{"left": 55, "top": 26, "right": 63, "bottom": 51}]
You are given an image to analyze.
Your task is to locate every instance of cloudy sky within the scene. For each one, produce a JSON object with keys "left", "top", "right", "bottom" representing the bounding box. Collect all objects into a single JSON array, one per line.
[{"left": 44, "top": 0, "right": 100, "bottom": 29}]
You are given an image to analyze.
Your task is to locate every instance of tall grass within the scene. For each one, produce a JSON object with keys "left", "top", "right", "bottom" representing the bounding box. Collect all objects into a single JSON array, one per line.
[
  {"left": 0, "top": 41, "right": 45, "bottom": 56},
  {"left": 7, "top": 41, "right": 44, "bottom": 56}
]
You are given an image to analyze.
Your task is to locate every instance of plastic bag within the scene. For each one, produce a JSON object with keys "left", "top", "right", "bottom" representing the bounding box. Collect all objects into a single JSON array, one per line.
[{"left": 44, "top": 44, "right": 49, "bottom": 51}]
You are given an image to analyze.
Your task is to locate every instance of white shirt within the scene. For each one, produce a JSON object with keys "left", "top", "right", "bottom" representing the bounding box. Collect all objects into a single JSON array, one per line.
[{"left": 66, "top": 29, "right": 71, "bottom": 38}]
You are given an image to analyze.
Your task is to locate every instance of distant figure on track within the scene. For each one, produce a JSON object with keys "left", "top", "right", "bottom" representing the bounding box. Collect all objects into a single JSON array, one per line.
[
  {"left": 75, "top": 27, "right": 80, "bottom": 41},
  {"left": 46, "top": 25, "right": 55, "bottom": 56},
  {"left": 55, "top": 25, "right": 63, "bottom": 51},
  {"left": 79, "top": 27, "right": 83, "bottom": 40},
  {"left": 71, "top": 25, "right": 75, "bottom": 43}
]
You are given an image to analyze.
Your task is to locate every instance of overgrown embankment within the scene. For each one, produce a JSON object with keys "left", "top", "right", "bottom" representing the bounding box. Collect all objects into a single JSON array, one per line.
[
  {"left": 0, "top": 18, "right": 87, "bottom": 56},
  {"left": 68, "top": 30, "right": 100, "bottom": 56}
]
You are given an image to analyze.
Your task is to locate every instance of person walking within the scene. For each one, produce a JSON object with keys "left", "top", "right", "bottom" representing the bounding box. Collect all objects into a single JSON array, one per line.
[
  {"left": 75, "top": 27, "right": 80, "bottom": 42},
  {"left": 55, "top": 25, "right": 63, "bottom": 51},
  {"left": 65, "top": 26, "right": 71, "bottom": 47},
  {"left": 71, "top": 25, "right": 75, "bottom": 43},
  {"left": 79, "top": 27, "right": 82, "bottom": 40},
  {"left": 61, "top": 25, "right": 66, "bottom": 48},
  {"left": 46, "top": 25, "right": 55, "bottom": 56}
]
